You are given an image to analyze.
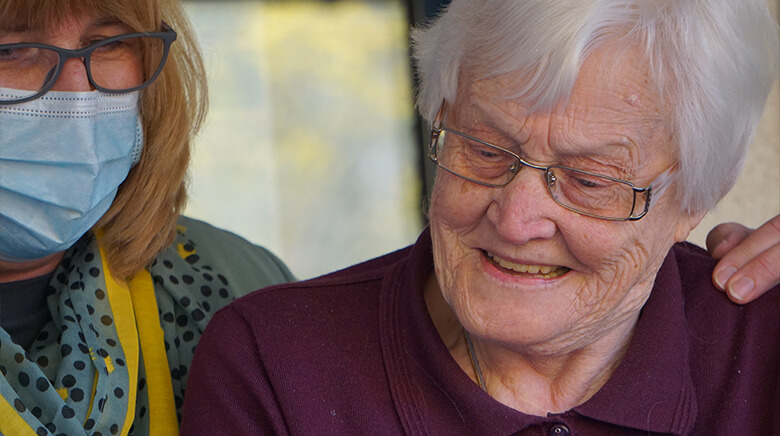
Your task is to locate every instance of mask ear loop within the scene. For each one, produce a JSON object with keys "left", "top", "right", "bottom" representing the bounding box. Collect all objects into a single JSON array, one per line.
[
  {"left": 122, "top": 92, "right": 143, "bottom": 168},
  {"left": 130, "top": 118, "right": 144, "bottom": 167}
]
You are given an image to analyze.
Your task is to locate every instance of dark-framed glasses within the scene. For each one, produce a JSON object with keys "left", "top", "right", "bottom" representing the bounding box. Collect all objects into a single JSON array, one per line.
[
  {"left": 0, "top": 22, "right": 177, "bottom": 104},
  {"left": 429, "top": 126, "right": 675, "bottom": 221}
]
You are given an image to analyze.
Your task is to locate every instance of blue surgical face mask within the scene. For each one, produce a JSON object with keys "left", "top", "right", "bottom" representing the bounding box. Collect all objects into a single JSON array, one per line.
[{"left": 0, "top": 88, "right": 143, "bottom": 262}]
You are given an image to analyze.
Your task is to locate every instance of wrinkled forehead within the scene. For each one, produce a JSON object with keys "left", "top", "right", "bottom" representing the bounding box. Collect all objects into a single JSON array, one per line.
[
  {"left": 450, "top": 43, "right": 674, "bottom": 167},
  {"left": 0, "top": 0, "right": 146, "bottom": 32}
]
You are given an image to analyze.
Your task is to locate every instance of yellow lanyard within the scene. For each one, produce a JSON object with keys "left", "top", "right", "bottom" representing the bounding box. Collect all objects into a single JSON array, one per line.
[
  {"left": 101, "top": 236, "right": 179, "bottom": 436},
  {"left": 125, "top": 269, "right": 179, "bottom": 435}
]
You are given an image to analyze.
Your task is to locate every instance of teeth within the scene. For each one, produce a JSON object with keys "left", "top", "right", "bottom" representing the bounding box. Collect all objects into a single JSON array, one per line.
[
  {"left": 487, "top": 252, "right": 569, "bottom": 278},
  {"left": 495, "top": 256, "right": 526, "bottom": 272}
]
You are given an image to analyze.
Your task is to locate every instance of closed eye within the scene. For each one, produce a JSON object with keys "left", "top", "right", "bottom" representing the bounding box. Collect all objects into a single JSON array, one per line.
[
  {"left": 0, "top": 46, "right": 28, "bottom": 61},
  {"left": 576, "top": 177, "right": 602, "bottom": 188},
  {"left": 478, "top": 148, "right": 502, "bottom": 159}
]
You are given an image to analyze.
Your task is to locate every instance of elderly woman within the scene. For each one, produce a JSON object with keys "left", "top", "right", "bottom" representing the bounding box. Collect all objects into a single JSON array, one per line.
[
  {"left": 182, "top": 0, "right": 778, "bottom": 434},
  {"left": 0, "top": 0, "right": 293, "bottom": 434}
]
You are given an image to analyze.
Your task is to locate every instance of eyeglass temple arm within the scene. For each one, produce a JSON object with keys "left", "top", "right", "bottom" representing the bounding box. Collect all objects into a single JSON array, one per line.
[
  {"left": 428, "top": 102, "right": 446, "bottom": 161},
  {"left": 627, "top": 166, "right": 676, "bottom": 220}
]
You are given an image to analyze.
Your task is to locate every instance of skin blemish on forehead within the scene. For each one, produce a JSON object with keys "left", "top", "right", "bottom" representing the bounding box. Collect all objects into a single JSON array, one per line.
[{"left": 620, "top": 80, "right": 651, "bottom": 109}]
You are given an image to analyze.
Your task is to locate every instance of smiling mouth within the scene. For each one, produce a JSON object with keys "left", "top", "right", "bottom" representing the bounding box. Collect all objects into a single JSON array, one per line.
[{"left": 484, "top": 251, "right": 571, "bottom": 278}]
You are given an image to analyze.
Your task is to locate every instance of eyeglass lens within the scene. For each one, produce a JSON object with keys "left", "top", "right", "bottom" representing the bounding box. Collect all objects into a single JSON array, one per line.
[
  {"left": 0, "top": 35, "right": 166, "bottom": 102},
  {"left": 434, "top": 130, "right": 518, "bottom": 186},
  {"left": 546, "top": 167, "right": 637, "bottom": 218},
  {"left": 433, "top": 129, "right": 643, "bottom": 220}
]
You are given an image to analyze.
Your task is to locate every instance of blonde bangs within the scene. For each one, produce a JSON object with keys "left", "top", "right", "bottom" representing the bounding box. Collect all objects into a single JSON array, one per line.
[{"left": 0, "top": 0, "right": 160, "bottom": 33}]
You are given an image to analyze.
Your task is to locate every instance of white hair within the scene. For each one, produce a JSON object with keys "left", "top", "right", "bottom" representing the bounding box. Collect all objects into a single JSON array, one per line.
[{"left": 412, "top": 0, "right": 779, "bottom": 212}]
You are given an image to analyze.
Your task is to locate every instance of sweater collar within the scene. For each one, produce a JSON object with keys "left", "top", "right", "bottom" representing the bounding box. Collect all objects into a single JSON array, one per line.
[{"left": 573, "top": 246, "right": 697, "bottom": 434}]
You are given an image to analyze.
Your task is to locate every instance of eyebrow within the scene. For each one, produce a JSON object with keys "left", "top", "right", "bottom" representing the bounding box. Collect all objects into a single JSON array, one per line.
[
  {"left": 0, "top": 16, "right": 126, "bottom": 40},
  {"left": 0, "top": 23, "right": 33, "bottom": 38},
  {"left": 90, "top": 16, "right": 126, "bottom": 28},
  {"left": 89, "top": 15, "right": 124, "bottom": 26}
]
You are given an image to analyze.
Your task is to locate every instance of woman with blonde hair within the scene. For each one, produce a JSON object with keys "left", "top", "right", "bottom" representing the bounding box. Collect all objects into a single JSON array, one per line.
[{"left": 0, "top": 0, "right": 293, "bottom": 434}]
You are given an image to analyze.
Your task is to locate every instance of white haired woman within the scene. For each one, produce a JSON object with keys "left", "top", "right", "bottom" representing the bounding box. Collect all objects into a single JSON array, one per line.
[{"left": 182, "top": 1, "right": 778, "bottom": 434}]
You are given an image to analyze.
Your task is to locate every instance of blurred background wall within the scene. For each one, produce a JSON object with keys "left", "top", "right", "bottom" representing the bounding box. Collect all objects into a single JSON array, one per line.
[{"left": 185, "top": 1, "right": 423, "bottom": 279}]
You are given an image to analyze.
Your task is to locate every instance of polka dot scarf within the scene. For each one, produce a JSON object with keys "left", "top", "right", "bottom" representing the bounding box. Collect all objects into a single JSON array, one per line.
[{"left": 0, "top": 227, "right": 215, "bottom": 435}]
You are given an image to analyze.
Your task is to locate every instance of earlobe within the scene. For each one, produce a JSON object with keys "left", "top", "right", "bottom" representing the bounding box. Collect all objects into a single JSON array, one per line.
[{"left": 674, "top": 209, "right": 707, "bottom": 242}]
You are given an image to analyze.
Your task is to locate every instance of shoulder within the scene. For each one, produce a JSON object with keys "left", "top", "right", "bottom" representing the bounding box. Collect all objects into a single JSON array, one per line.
[
  {"left": 192, "top": 245, "right": 416, "bottom": 395},
  {"left": 671, "top": 241, "right": 779, "bottom": 311},
  {"left": 669, "top": 244, "right": 780, "bottom": 431},
  {"left": 670, "top": 241, "right": 718, "bottom": 289},
  {"left": 171, "top": 215, "right": 295, "bottom": 294},
  {"left": 183, "top": 247, "right": 417, "bottom": 434},
  {"left": 670, "top": 241, "right": 778, "bottom": 319}
]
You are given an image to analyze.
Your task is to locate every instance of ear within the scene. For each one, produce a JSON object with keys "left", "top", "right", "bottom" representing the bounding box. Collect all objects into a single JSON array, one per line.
[{"left": 674, "top": 208, "right": 707, "bottom": 242}]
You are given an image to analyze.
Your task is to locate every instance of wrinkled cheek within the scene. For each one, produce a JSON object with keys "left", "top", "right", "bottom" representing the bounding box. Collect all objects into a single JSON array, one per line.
[
  {"left": 602, "top": 226, "right": 676, "bottom": 285},
  {"left": 429, "top": 178, "right": 485, "bottom": 299},
  {"left": 576, "top": 235, "right": 665, "bottom": 318},
  {"left": 559, "top": 224, "right": 648, "bottom": 308},
  {"left": 430, "top": 223, "right": 467, "bottom": 301},
  {"left": 429, "top": 218, "right": 485, "bottom": 328}
]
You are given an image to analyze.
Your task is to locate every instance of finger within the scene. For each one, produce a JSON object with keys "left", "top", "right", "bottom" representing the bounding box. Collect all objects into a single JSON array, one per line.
[
  {"left": 723, "top": 243, "right": 780, "bottom": 303},
  {"left": 705, "top": 222, "right": 752, "bottom": 260},
  {"left": 711, "top": 215, "right": 780, "bottom": 301}
]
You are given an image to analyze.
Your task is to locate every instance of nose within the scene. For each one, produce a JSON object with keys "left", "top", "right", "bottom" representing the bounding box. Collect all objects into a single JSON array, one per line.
[
  {"left": 50, "top": 57, "right": 94, "bottom": 92},
  {"left": 487, "top": 166, "right": 559, "bottom": 244}
]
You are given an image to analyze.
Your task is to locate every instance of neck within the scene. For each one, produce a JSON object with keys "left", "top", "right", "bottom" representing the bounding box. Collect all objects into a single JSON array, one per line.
[
  {"left": 424, "top": 273, "right": 639, "bottom": 416},
  {"left": 0, "top": 252, "right": 64, "bottom": 283},
  {"left": 467, "top": 319, "right": 636, "bottom": 415}
]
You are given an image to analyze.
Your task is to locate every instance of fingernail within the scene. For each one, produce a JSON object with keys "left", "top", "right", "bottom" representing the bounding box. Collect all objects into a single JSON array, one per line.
[
  {"left": 728, "top": 276, "right": 755, "bottom": 302},
  {"left": 714, "top": 266, "right": 737, "bottom": 290}
]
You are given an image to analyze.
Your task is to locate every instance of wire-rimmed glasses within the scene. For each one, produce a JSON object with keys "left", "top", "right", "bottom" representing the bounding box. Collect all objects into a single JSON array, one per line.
[
  {"left": 0, "top": 23, "right": 177, "bottom": 104},
  {"left": 429, "top": 126, "right": 675, "bottom": 221}
]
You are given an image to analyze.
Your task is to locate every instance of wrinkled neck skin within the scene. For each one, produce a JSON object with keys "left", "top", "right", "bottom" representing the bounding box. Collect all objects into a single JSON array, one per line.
[
  {"left": 424, "top": 272, "right": 645, "bottom": 416},
  {"left": 0, "top": 252, "right": 64, "bottom": 283}
]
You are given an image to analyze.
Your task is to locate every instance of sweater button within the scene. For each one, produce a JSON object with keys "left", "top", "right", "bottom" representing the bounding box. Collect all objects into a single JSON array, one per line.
[{"left": 550, "top": 424, "right": 570, "bottom": 436}]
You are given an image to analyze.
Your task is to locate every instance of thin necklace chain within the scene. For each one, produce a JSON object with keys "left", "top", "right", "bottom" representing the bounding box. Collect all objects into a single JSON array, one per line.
[{"left": 463, "top": 329, "right": 487, "bottom": 391}]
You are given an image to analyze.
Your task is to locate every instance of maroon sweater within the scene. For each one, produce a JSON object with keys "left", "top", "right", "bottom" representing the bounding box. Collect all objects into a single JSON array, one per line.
[{"left": 181, "top": 230, "right": 779, "bottom": 435}]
